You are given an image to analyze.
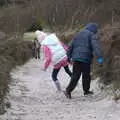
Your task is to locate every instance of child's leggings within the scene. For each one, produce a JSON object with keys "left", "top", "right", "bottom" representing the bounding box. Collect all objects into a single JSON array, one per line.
[{"left": 52, "top": 65, "right": 72, "bottom": 81}]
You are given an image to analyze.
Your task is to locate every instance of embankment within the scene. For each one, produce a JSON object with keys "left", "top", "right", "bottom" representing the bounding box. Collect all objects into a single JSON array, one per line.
[{"left": 0, "top": 36, "right": 33, "bottom": 114}]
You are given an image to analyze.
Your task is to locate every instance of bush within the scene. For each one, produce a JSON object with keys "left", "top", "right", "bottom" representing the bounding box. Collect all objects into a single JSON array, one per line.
[
  {"left": 0, "top": 0, "right": 10, "bottom": 6},
  {"left": 0, "top": 38, "right": 34, "bottom": 114},
  {"left": 27, "top": 18, "right": 44, "bottom": 32},
  {"left": 94, "top": 24, "right": 120, "bottom": 100}
]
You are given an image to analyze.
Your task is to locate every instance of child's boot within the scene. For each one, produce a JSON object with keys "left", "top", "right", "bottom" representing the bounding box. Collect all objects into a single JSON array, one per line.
[{"left": 54, "top": 80, "right": 61, "bottom": 91}]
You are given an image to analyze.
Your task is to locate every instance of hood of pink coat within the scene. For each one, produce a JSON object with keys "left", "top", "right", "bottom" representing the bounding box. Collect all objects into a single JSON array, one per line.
[{"left": 35, "top": 30, "right": 47, "bottom": 43}]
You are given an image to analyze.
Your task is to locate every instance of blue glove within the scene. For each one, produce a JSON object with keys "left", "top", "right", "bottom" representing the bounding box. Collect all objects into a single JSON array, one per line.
[{"left": 97, "top": 57, "right": 103, "bottom": 64}]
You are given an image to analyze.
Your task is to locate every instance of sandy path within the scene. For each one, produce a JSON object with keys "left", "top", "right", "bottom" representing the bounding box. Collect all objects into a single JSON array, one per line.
[{"left": 0, "top": 58, "right": 120, "bottom": 120}]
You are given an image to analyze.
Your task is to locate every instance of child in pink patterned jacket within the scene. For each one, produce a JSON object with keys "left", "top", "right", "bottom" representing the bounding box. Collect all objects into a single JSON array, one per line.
[{"left": 41, "top": 33, "right": 72, "bottom": 91}]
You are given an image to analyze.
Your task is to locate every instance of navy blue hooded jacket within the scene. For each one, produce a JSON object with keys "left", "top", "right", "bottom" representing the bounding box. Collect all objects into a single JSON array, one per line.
[{"left": 67, "top": 23, "right": 102, "bottom": 63}]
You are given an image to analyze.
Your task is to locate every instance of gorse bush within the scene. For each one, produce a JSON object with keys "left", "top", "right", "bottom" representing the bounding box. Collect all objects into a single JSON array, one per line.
[
  {"left": 27, "top": 18, "right": 44, "bottom": 32},
  {"left": 0, "top": 0, "right": 10, "bottom": 6},
  {"left": 0, "top": 38, "right": 34, "bottom": 114}
]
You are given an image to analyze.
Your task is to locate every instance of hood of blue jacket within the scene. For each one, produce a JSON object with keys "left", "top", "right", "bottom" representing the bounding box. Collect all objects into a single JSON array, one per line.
[{"left": 85, "top": 23, "right": 98, "bottom": 34}]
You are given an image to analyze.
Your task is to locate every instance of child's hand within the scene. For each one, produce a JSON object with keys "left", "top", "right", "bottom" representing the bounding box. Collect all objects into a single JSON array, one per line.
[{"left": 41, "top": 68, "right": 47, "bottom": 71}]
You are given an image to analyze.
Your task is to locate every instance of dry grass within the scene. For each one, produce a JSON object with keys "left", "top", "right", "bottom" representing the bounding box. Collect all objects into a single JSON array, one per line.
[
  {"left": 94, "top": 24, "right": 120, "bottom": 100},
  {"left": 0, "top": 37, "right": 34, "bottom": 114}
]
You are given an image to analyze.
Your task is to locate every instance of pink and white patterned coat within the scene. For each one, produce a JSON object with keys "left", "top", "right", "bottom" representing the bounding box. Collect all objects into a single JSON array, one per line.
[{"left": 41, "top": 34, "right": 69, "bottom": 69}]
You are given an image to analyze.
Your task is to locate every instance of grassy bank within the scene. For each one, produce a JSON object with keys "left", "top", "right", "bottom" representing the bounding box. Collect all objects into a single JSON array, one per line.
[{"left": 0, "top": 37, "right": 34, "bottom": 114}]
